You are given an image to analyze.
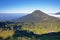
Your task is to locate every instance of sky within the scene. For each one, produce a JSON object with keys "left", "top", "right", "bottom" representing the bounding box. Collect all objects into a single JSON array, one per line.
[{"left": 0, "top": 0, "right": 60, "bottom": 14}]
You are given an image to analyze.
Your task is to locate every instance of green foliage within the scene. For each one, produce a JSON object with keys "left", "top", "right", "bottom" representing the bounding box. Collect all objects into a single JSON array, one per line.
[
  {"left": 0, "top": 21, "right": 60, "bottom": 40},
  {"left": 21, "top": 22, "right": 60, "bottom": 34}
]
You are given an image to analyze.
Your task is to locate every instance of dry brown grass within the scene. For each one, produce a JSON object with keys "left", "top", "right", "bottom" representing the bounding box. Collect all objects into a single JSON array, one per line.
[{"left": 0, "top": 30, "right": 14, "bottom": 39}]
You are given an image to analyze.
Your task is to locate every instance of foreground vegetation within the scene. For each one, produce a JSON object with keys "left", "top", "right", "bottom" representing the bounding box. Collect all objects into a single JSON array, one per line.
[
  {"left": 21, "top": 22, "right": 60, "bottom": 34},
  {"left": 0, "top": 30, "right": 60, "bottom": 40},
  {"left": 0, "top": 21, "right": 60, "bottom": 40}
]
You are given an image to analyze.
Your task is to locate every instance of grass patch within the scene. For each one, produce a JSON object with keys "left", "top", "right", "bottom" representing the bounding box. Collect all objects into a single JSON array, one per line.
[{"left": 0, "top": 30, "right": 14, "bottom": 39}]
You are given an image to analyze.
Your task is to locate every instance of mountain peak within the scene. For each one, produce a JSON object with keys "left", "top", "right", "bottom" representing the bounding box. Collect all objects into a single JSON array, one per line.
[
  {"left": 31, "top": 10, "right": 48, "bottom": 17},
  {"left": 33, "top": 10, "right": 42, "bottom": 12},
  {"left": 32, "top": 10, "right": 44, "bottom": 14},
  {"left": 16, "top": 10, "right": 59, "bottom": 22}
]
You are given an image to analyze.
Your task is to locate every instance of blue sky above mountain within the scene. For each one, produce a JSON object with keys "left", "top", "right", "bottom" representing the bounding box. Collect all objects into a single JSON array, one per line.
[{"left": 0, "top": 0, "right": 60, "bottom": 14}]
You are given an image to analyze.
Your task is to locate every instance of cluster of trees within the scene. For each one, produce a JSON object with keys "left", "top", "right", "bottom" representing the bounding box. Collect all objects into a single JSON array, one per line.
[
  {"left": 0, "top": 30, "right": 60, "bottom": 40},
  {"left": 0, "top": 22, "right": 24, "bottom": 30},
  {"left": 0, "top": 21, "right": 60, "bottom": 40}
]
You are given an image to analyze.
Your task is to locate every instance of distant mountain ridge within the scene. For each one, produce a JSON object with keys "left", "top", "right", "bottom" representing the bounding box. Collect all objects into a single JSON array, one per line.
[
  {"left": 55, "top": 12, "right": 60, "bottom": 15},
  {"left": 0, "top": 13, "right": 27, "bottom": 21},
  {"left": 16, "top": 10, "right": 59, "bottom": 22}
]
